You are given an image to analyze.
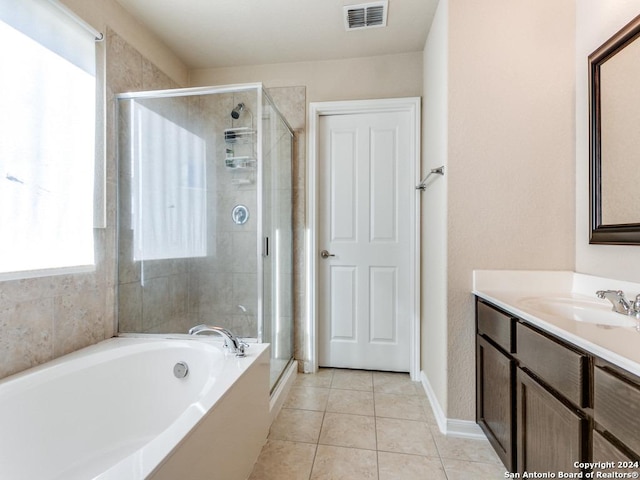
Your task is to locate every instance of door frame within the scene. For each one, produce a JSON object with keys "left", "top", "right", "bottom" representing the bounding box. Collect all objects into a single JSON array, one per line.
[{"left": 306, "top": 97, "right": 421, "bottom": 380}]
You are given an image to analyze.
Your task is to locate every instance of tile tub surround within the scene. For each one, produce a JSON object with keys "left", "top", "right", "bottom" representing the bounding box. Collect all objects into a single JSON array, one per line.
[
  {"left": 473, "top": 270, "right": 640, "bottom": 376},
  {"left": 249, "top": 369, "right": 505, "bottom": 479}
]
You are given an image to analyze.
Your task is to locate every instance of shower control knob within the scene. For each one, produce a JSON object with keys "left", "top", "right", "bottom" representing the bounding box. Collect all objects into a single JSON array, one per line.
[{"left": 320, "top": 250, "right": 335, "bottom": 259}]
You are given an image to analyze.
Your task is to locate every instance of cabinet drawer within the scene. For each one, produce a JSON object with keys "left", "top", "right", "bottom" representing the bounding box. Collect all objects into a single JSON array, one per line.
[
  {"left": 516, "top": 323, "right": 586, "bottom": 407},
  {"left": 592, "top": 430, "right": 636, "bottom": 468},
  {"left": 594, "top": 367, "right": 640, "bottom": 456},
  {"left": 477, "top": 300, "right": 515, "bottom": 353}
]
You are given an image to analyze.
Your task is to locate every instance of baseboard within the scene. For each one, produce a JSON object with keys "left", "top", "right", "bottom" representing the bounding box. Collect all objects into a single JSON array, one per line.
[
  {"left": 445, "top": 418, "right": 486, "bottom": 439},
  {"left": 419, "top": 370, "right": 448, "bottom": 433},
  {"left": 420, "top": 370, "right": 486, "bottom": 440},
  {"left": 269, "top": 360, "right": 298, "bottom": 425}
]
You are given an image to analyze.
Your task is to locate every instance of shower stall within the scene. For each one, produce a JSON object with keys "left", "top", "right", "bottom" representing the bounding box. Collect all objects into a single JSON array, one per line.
[{"left": 115, "top": 84, "right": 294, "bottom": 391}]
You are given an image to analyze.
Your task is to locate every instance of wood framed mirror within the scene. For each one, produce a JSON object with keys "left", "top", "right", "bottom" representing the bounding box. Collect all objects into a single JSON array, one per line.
[{"left": 590, "top": 14, "right": 640, "bottom": 244}]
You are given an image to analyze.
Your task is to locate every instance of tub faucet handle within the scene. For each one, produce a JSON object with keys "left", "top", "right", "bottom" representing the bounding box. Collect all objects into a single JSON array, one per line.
[{"left": 237, "top": 339, "right": 249, "bottom": 356}]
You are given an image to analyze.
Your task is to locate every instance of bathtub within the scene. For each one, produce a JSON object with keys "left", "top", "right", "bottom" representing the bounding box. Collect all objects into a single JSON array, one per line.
[{"left": 0, "top": 336, "right": 270, "bottom": 480}]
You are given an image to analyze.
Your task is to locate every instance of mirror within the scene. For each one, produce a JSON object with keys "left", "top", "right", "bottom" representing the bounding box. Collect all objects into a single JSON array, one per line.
[{"left": 590, "top": 14, "right": 640, "bottom": 244}]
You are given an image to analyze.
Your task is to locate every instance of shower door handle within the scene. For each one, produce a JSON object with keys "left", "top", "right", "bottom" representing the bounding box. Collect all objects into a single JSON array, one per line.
[{"left": 320, "top": 250, "right": 335, "bottom": 259}]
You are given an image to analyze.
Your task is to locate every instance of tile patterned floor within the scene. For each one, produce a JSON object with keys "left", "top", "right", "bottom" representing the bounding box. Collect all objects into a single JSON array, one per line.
[{"left": 248, "top": 368, "right": 507, "bottom": 479}]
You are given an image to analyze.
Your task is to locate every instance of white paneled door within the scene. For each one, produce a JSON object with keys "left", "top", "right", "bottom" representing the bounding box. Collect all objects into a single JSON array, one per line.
[{"left": 317, "top": 109, "right": 414, "bottom": 372}]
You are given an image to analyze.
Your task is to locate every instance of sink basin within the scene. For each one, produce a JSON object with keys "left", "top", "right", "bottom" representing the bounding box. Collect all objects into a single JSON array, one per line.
[{"left": 517, "top": 296, "right": 638, "bottom": 327}]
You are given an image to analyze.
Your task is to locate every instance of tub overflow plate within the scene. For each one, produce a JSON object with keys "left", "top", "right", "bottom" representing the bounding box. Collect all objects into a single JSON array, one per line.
[{"left": 173, "top": 361, "right": 189, "bottom": 379}]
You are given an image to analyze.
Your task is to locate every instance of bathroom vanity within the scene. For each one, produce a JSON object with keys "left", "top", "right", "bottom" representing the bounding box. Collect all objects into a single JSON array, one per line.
[{"left": 474, "top": 271, "right": 640, "bottom": 475}]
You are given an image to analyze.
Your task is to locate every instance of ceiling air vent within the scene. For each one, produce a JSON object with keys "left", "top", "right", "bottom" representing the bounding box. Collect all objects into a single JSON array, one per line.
[{"left": 344, "top": 1, "right": 388, "bottom": 31}]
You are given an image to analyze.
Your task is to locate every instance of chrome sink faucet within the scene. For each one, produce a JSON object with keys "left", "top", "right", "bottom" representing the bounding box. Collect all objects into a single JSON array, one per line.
[
  {"left": 188, "top": 324, "right": 249, "bottom": 357},
  {"left": 596, "top": 290, "right": 640, "bottom": 317}
]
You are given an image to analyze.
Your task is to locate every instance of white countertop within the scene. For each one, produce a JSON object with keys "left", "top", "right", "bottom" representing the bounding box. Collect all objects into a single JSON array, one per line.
[{"left": 473, "top": 270, "right": 640, "bottom": 377}]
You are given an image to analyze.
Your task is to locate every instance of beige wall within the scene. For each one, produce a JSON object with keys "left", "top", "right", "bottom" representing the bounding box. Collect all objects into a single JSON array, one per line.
[
  {"left": 575, "top": 1, "right": 640, "bottom": 282},
  {"left": 424, "top": 0, "right": 576, "bottom": 421},
  {"left": 421, "top": 0, "right": 449, "bottom": 415},
  {"left": 189, "top": 52, "right": 423, "bottom": 102}
]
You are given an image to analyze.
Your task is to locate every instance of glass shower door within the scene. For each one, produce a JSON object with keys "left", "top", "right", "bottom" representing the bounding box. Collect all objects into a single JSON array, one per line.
[{"left": 261, "top": 93, "right": 294, "bottom": 391}]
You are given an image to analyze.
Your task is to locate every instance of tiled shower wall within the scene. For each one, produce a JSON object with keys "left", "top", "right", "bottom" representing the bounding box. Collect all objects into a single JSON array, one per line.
[
  {"left": 186, "top": 91, "right": 260, "bottom": 338},
  {"left": 0, "top": 28, "right": 307, "bottom": 381}
]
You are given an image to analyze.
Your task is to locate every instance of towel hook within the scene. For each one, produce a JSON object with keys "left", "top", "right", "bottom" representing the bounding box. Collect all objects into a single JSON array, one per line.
[{"left": 416, "top": 166, "right": 445, "bottom": 191}]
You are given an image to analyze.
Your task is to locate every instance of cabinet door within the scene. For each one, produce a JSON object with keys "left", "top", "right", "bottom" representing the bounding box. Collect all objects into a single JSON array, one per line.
[
  {"left": 477, "top": 335, "right": 515, "bottom": 471},
  {"left": 516, "top": 369, "right": 586, "bottom": 474}
]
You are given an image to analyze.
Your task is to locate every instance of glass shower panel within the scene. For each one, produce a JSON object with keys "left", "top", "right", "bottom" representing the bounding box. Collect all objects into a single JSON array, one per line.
[
  {"left": 117, "top": 94, "right": 205, "bottom": 335},
  {"left": 261, "top": 92, "right": 294, "bottom": 390},
  {"left": 117, "top": 88, "right": 261, "bottom": 339}
]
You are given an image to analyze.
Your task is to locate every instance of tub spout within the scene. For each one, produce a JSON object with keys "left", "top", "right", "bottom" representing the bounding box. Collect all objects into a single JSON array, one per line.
[{"left": 188, "top": 324, "right": 248, "bottom": 357}]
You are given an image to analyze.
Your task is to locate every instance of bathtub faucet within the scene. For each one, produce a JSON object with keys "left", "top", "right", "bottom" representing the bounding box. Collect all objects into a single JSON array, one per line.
[{"left": 188, "top": 325, "right": 249, "bottom": 357}]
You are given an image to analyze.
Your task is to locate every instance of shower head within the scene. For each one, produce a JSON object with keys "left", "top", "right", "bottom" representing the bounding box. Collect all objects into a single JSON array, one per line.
[{"left": 231, "top": 103, "right": 245, "bottom": 119}]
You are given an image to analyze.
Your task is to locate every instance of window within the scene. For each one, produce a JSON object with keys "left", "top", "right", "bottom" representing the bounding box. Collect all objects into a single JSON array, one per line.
[{"left": 0, "top": 0, "right": 98, "bottom": 278}]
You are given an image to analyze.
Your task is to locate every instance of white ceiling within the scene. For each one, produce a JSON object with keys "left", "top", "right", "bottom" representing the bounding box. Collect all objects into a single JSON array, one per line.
[{"left": 114, "top": 0, "right": 438, "bottom": 69}]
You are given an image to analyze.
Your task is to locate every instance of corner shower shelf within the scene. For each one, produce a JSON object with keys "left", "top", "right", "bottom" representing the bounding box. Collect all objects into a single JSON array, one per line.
[{"left": 225, "top": 127, "right": 256, "bottom": 170}]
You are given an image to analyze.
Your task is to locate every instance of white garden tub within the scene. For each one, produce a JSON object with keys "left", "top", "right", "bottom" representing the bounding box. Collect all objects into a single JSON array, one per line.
[{"left": 0, "top": 336, "right": 270, "bottom": 480}]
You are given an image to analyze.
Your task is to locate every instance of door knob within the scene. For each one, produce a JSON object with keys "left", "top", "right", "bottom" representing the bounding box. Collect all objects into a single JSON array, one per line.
[{"left": 320, "top": 250, "right": 335, "bottom": 259}]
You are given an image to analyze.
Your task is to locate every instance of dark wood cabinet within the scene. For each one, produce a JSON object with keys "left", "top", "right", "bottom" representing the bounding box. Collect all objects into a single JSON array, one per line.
[
  {"left": 516, "top": 368, "right": 587, "bottom": 474},
  {"left": 476, "top": 297, "right": 640, "bottom": 474},
  {"left": 476, "top": 335, "right": 515, "bottom": 470},
  {"left": 476, "top": 299, "right": 517, "bottom": 471}
]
